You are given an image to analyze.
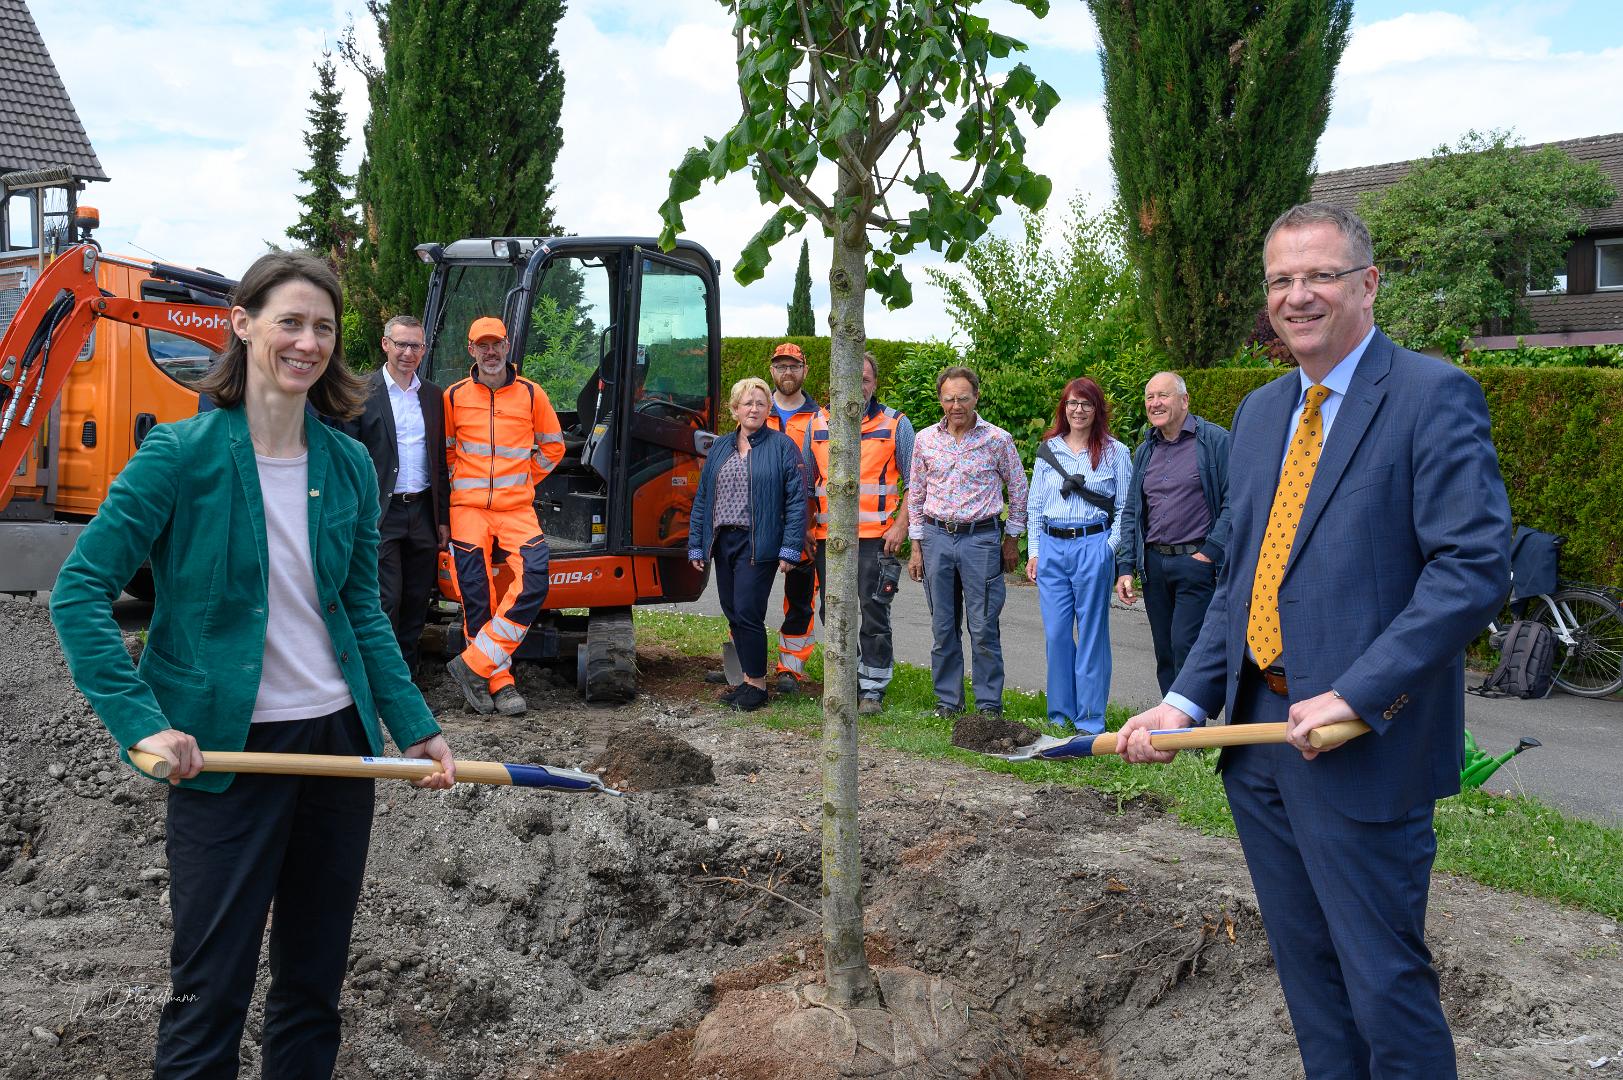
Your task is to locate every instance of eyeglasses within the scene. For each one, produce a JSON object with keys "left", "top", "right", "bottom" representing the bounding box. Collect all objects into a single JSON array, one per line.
[
  {"left": 940, "top": 395, "right": 975, "bottom": 406},
  {"left": 770, "top": 361, "right": 805, "bottom": 372},
  {"left": 1064, "top": 400, "right": 1094, "bottom": 411},
  {"left": 386, "top": 338, "right": 425, "bottom": 352},
  {"left": 1263, "top": 266, "right": 1370, "bottom": 294}
]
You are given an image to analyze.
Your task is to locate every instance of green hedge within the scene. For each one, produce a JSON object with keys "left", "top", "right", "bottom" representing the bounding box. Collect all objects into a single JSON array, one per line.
[{"left": 1182, "top": 365, "right": 1623, "bottom": 587}]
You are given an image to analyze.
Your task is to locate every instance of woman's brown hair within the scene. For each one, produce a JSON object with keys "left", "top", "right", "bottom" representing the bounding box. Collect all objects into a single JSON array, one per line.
[
  {"left": 195, "top": 250, "right": 367, "bottom": 421},
  {"left": 1041, "top": 376, "right": 1109, "bottom": 469}
]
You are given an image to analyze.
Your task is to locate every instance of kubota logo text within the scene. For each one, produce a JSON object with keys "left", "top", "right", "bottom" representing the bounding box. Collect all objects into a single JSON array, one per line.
[{"left": 165, "top": 310, "right": 231, "bottom": 330}]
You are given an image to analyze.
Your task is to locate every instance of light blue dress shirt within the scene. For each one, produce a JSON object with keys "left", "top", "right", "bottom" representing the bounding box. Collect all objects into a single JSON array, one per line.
[{"left": 1165, "top": 326, "right": 1375, "bottom": 724}]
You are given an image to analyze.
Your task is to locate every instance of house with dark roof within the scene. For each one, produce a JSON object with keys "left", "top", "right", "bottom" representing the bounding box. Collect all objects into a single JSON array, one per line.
[
  {"left": 0, "top": 0, "right": 106, "bottom": 260},
  {"left": 1311, "top": 132, "right": 1623, "bottom": 348}
]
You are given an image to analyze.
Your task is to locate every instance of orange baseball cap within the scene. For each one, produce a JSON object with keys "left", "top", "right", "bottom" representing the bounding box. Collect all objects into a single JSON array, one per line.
[
  {"left": 771, "top": 342, "right": 805, "bottom": 363},
  {"left": 468, "top": 316, "right": 507, "bottom": 343}
]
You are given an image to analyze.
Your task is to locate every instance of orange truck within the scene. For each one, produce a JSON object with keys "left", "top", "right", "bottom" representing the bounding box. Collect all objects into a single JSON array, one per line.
[{"left": 0, "top": 232, "right": 723, "bottom": 700}]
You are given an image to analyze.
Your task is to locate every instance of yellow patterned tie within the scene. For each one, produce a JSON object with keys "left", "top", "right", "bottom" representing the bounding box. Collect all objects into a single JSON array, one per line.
[{"left": 1247, "top": 384, "right": 1332, "bottom": 669}]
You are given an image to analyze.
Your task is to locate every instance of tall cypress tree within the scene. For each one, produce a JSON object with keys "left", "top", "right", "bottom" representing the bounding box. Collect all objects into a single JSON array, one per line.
[
  {"left": 786, "top": 238, "right": 815, "bottom": 335},
  {"left": 287, "top": 54, "right": 358, "bottom": 270},
  {"left": 1087, "top": 0, "right": 1352, "bottom": 367},
  {"left": 345, "top": 0, "right": 566, "bottom": 344}
]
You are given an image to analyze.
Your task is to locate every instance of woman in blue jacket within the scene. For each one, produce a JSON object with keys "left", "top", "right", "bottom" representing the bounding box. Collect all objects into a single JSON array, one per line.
[
  {"left": 688, "top": 376, "right": 806, "bottom": 711},
  {"left": 50, "top": 251, "right": 455, "bottom": 1079},
  {"left": 1025, "top": 376, "right": 1132, "bottom": 735}
]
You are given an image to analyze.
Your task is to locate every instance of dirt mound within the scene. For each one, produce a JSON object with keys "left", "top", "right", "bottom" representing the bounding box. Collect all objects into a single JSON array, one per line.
[
  {"left": 2, "top": 596, "right": 1620, "bottom": 1079},
  {"left": 589, "top": 722, "right": 715, "bottom": 791},
  {"left": 952, "top": 712, "right": 1042, "bottom": 754}
]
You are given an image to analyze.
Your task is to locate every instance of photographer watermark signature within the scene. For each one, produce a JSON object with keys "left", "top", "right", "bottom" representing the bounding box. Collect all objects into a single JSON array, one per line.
[{"left": 70, "top": 985, "right": 196, "bottom": 1021}]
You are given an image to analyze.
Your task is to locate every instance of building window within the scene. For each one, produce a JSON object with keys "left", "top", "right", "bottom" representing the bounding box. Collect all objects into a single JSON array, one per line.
[
  {"left": 1526, "top": 263, "right": 1567, "bottom": 295},
  {"left": 1598, "top": 239, "right": 1623, "bottom": 291}
]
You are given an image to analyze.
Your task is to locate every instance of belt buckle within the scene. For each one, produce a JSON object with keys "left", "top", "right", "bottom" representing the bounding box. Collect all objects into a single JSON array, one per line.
[
  {"left": 1260, "top": 665, "right": 1288, "bottom": 695},
  {"left": 943, "top": 518, "right": 960, "bottom": 534}
]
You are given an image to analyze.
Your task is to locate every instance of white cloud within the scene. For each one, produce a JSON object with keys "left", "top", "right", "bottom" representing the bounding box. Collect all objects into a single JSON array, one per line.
[{"left": 982, "top": 0, "right": 1099, "bottom": 54}]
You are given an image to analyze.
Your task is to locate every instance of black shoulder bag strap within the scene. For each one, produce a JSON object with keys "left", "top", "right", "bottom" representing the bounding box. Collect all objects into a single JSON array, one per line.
[{"left": 1037, "top": 441, "right": 1115, "bottom": 525}]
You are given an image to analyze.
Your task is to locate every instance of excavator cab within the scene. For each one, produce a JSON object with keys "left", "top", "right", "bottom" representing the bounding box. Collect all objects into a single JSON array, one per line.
[{"left": 418, "top": 236, "right": 721, "bottom": 699}]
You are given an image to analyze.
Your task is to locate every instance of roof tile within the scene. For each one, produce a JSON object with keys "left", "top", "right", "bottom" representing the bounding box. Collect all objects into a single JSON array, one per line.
[{"left": 0, "top": 0, "right": 107, "bottom": 182}]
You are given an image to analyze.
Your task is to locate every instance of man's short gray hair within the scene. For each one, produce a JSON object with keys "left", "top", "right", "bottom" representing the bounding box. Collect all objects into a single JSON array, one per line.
[
  {"left": 1263, "top": 202, "right": 1374, "bottom": 269},
  {"left": 383, "top": 314, "right": 424, "bottom": 338},
  {"left": 1147, "top": 370, "right": 1187, "bottom": 395}
]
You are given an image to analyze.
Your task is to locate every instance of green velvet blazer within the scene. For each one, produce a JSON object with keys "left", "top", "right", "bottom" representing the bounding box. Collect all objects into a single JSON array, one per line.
[{"left": 50, "top": 405, "right": 439, "bottom": 792}]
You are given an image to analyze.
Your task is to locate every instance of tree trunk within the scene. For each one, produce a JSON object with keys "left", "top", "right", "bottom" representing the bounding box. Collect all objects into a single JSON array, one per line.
[{"left": 818, "top": 164, "right": 878, "bottom": 1008}]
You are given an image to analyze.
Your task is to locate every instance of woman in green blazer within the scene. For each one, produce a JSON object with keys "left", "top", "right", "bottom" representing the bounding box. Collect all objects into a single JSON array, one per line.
[{"left": 50, "top": 251, "right": 457, "bottom": 1079}]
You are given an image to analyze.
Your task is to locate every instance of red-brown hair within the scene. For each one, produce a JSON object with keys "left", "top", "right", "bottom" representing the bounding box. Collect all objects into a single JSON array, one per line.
[{"left": 1042, "top": 377, "right": 1109, "bottom": 469}]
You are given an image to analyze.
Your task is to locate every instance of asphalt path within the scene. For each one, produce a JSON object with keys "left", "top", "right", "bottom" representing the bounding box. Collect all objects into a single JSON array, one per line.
[{"left": 677, "top": 572, "right": 1623, "bottom": 824}]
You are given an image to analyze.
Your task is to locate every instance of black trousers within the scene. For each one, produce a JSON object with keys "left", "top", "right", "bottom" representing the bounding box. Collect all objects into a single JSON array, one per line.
[
  {"left": 1142, "top": 546, "right": 1218, "bottom": 695},
  {"left": 814, "top": 537, "right": 898, "bottom": 697},
  {"left": 378, "top": 495, "right": 438, "bottom": 674},
  {"left": 713, "top": 526, "right": 778, "bottom": 679},
  {"left": 156, "top": 706, "right": 375, "bottom": 1080}
]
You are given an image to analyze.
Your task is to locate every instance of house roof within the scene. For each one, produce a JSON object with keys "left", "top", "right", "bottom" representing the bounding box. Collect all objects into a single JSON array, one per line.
[
  {"left": 0, "top": 0, "right": 107, "bottom": 183},
  {"left": 1312, "top": 132, "right": 1623, "bottom": 232}
]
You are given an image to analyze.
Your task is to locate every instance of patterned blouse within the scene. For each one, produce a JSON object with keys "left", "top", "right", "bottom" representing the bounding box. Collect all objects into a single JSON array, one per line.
[{"left": 713, "top": 449, "right": 751, "bottom": 526}]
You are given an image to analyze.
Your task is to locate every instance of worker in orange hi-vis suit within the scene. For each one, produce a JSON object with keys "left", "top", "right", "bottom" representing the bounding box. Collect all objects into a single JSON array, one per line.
[{"left": 442, "top": 317, "right": 565, "bottom": 717}]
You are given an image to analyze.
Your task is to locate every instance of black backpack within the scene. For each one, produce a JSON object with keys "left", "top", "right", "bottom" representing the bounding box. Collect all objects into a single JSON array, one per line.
[{"left": 1472, "top": 620, "right": 1556, "bottom": 699}]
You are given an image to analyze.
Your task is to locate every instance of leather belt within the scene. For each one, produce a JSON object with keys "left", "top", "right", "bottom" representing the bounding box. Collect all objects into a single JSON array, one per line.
[
  {"left": 1150, "top": 541, "right": 1202, "bottom": 555},
  {"left": 1046, "top": 522, "right": 1106, "bottom": 539},
  {"left": 390, "top": 490, "right": 430, "bottom": 505},
  {"left": 923, "top": 514, "right": 1001, "bottom": 535},
  {"left": 1251, "top": 660, "right": 1289, "bottom": 695}
]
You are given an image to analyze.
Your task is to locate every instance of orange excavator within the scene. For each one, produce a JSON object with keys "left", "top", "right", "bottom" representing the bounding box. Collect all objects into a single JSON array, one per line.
[{"left": 0, "top": 228, "right": 723, "bottom": 700}]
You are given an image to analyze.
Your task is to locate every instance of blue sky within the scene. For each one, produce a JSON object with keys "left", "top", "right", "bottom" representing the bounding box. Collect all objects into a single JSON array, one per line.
[{"left": 30, "top": 0, "right": 1623, "bottom": 344}]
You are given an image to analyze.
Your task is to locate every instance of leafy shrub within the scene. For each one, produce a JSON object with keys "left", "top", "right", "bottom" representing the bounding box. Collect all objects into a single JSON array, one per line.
[{"left": 1462, "top": 342, "right": 1623, "bottom": 368}]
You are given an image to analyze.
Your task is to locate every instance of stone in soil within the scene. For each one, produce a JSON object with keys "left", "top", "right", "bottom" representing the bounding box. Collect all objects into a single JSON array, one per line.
[{"left": 951, "top": 712, "right": 1042, "bottom": 754}]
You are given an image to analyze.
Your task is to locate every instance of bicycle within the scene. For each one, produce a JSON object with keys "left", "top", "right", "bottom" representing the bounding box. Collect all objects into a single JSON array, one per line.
[{"left": 1486, "top": 529, "right": 1623, "bottom": 698}]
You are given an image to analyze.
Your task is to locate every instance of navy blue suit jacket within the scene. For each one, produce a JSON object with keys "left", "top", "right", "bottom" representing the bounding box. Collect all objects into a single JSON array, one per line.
[{"left": 1170, "top": 330, "right": 1511, "bottom": 821}]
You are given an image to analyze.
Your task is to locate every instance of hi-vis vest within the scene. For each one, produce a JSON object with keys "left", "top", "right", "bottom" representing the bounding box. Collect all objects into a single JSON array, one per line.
[
  {"left": 444, "top": 366, "right": 565, "bottom": 513},
  {"left": 808, "top": 404, "right": 905, "bottom": 541}
]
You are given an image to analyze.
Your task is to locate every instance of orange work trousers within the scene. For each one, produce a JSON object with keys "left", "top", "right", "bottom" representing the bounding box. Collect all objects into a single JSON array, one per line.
[{"left": 448, "top": 504, "right": 550, "bottom": 692}]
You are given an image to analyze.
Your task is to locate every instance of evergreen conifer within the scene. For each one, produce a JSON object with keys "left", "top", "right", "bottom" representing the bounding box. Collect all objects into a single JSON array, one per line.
[
  {"left": 786, "top": 239, "right": 815, "bottom": 335},
  {"left": 287, "top": 55, "right": 358, "bottom": 270}
]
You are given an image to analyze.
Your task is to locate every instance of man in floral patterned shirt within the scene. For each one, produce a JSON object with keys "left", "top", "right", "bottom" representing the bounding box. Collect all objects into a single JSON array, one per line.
[{"left": 906, "top": 365, "right": 1028, "bottom": 719}]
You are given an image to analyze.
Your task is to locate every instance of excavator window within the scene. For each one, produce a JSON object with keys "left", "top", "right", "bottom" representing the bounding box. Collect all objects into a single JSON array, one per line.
[{"left": 140, "top": 280, "right": 222, "bottom": 388}]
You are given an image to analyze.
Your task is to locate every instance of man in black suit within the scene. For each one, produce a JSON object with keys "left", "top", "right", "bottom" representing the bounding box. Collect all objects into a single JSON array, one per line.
[{"left": 343, "top": 315, "right": 450, "bottom": 677}]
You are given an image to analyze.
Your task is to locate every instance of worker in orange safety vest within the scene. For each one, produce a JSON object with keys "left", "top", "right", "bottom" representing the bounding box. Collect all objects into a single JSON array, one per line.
[
  {"left": 804, "top": 351, "right": 914, "bottom": 714},
  {"left": 763, "top": 342, "right": 825, "bottom": 693},
  {"left": 442, "top": 316, "right": 565, "bottom": 717}
]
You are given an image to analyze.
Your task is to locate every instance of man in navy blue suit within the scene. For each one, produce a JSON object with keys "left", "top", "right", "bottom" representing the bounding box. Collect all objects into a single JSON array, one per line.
[{"left": 1119, "top": 202, "right": 1510, "bottom": 1080}]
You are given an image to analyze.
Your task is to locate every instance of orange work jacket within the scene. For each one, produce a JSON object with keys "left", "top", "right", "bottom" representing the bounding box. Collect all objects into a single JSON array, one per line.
[
  {"left": 807, "top": 403, "right": 906, "bottom": 541},
  {"left": 443, "top": 365, "right": 565, "bottom": 512}
]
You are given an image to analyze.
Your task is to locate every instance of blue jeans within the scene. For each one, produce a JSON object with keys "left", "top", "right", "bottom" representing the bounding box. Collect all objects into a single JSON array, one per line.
[
  {"left": 920, "top": 522, "right": 1005, "bottom": 712},
  {"left": 1037, "top": 527, "right": 1113, "bottom": 733}
]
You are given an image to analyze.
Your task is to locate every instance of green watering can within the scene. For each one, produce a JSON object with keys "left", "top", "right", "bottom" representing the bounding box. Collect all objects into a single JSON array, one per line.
[{"left": 1461, "top": 729, "right": 1541, "bottom": 791}]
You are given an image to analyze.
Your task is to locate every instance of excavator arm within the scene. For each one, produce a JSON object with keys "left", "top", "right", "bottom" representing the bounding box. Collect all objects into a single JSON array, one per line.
[{"left": 0, "top": 244, "right": 234, "bottom": 503}]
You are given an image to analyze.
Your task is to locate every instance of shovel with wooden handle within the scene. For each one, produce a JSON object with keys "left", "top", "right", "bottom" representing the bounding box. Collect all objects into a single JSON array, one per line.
[
  {"left": 127, "top": 749, "right": 622, "bottom": 795},
  {"left": 983, "top": 720, "right": 1372, "bottom": 762}
]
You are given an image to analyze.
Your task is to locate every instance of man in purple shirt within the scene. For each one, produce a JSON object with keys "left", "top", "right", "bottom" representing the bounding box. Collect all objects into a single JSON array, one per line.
[
  {"left": 1114, "top": 372, "right": 1232, "bottom": 694},
  {"left": 906, "top": 365, "right": 1028, "bottom": 718}
]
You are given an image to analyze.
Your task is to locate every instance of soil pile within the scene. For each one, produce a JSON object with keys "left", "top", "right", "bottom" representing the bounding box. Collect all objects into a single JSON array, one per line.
[
  {"left": 952, "top": 712, "right": 1042, "bottom": 755},
  {"left": 589, "top": 722, "right": 715, "bottom": 791},
  {"left": 0, "top": 595, "right": 1619, "bottom": 1079}
]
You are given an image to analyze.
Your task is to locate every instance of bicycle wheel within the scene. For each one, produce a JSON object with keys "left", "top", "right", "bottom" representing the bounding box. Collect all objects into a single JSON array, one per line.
[{"left": 1532, "top": 587, "right": 1623, "bottom": 698}]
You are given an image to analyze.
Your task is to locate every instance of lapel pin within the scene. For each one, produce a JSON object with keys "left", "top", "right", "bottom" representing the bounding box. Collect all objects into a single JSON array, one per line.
[{"left": 309, "top": 488, "right": 320, "bottom": 498}]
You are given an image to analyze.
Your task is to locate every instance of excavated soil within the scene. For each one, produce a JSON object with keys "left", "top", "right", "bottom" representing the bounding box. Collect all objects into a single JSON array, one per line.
[
  {"left": 951, "top": 713, "right": 1043, "bottom": 755},
  {"left": 1, "top": 594, "right": 1620, "bottom": 1079}
]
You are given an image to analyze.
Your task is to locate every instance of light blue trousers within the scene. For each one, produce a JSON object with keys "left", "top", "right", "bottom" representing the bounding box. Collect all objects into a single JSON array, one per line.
[{"left": 1037, "top": 527, "right": 1113, "bottom": 733}]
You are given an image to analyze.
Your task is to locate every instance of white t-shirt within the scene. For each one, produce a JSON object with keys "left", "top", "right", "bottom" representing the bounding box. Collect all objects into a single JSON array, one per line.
[{"left": 251, "top": 452, "right": 355, "bottom": 723}]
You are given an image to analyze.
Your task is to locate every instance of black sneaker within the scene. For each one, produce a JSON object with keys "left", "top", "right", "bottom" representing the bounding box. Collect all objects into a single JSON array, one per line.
[
  {"left": 704, "top": 669, "right": 729, "bottom": 684},
  {"left": 730, "top": 683, "right": 770, "bottom": 712},
  {"left": 933, "top": 705, "right": 961, "bottom": 720},
  {"left": 717, "top": 683, "right": 744, "bottom": 704}
]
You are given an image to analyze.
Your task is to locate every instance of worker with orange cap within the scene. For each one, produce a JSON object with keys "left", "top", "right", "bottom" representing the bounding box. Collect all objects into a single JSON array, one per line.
[{"left": 442, "top": 316, "right": 565, "bottom": 716}]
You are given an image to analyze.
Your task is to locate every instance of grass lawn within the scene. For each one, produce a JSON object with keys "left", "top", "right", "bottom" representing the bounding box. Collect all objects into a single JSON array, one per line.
[{"left": 634, "top": 609, "right": 1623, "bottom": 922}]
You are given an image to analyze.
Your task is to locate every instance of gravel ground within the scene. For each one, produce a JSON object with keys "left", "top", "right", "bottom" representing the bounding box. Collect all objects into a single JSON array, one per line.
[{"left": 1, "top": 595, "right": 1619, "bottom": 1079}]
